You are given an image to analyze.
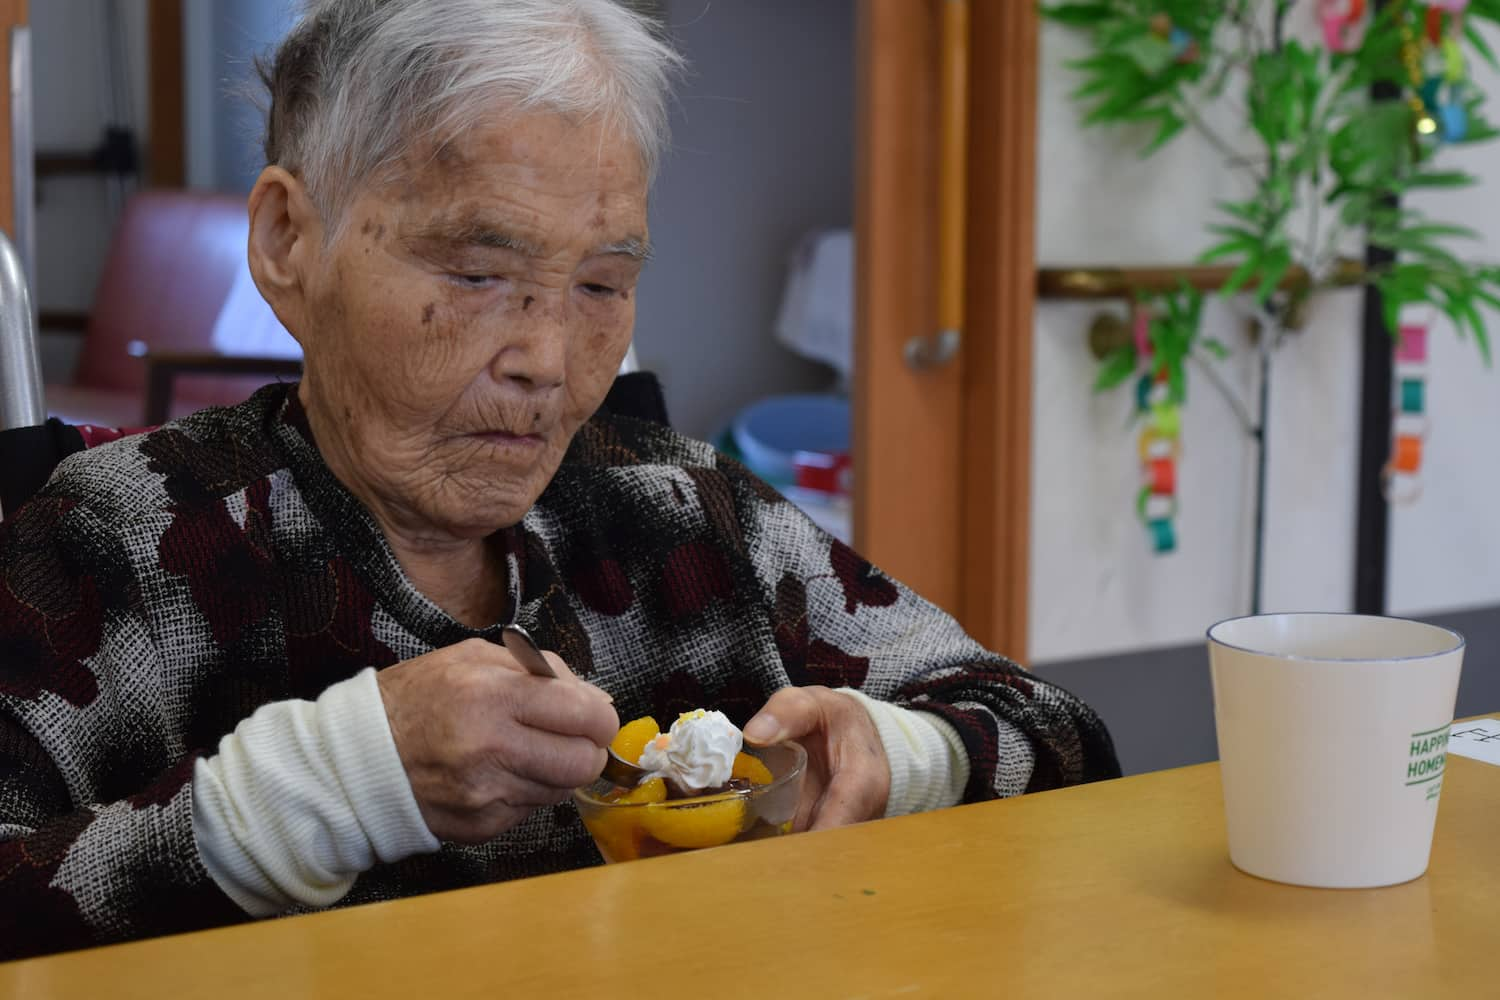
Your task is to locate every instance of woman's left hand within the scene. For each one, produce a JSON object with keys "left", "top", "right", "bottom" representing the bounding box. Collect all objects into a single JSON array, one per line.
[{"left": 743, "top": 686, "right": 890, "bottom": 831}]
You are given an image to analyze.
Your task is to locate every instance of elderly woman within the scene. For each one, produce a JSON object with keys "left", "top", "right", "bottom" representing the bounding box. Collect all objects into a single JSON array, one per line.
[{"left": 0, "top": 0, "right": 1118, "bottom": 961}]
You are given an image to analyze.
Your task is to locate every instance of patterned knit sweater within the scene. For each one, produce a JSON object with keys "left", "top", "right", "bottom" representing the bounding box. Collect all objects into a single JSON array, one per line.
[{"left": 0, "top": 383, "right": 1119, "bottom": 961}]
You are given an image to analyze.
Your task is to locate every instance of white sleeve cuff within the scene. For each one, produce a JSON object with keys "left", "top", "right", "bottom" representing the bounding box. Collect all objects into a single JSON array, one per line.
[
  {"left": 192, "top": 667, "right": 439, "bottom": 917},
  {"left": 838, "top": 689, "right": 971, "bottom": 817}
]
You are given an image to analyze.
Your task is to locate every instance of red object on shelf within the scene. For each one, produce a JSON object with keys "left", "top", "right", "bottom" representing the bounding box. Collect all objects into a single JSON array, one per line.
[{"left": 793, "top": 451, "right": 852, "bottom": 495}]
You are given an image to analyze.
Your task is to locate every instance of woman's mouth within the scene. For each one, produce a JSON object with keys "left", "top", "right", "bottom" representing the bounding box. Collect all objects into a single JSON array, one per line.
[{"left": 471, "top": 429, "right": 546, "bottom": 449}]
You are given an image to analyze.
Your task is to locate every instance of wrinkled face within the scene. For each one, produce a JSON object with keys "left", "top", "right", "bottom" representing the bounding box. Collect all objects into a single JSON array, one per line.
[{"left": 293, "top": 112, "right": 648, "bottom": 541}]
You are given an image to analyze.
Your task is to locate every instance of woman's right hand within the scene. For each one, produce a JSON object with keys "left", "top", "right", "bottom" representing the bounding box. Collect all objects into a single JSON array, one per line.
[{"left": 375, "top": 637, "right": 618, "bottom": 843}]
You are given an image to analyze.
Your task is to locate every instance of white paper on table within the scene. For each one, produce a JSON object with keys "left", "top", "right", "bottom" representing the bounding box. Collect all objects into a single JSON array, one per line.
[{"left": 1448, "top": 718, "right": 1500, "bottom": 766}]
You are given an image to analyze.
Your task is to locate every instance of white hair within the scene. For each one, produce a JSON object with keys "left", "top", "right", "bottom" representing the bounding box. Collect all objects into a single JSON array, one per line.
[{"left": 259, "top": 0, "right": 683, "bottom": 230}]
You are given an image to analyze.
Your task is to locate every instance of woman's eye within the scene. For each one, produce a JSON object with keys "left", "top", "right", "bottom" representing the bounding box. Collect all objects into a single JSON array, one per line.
[
  {"left": 449, "top": 273, "right": 500, "bottom": 289},
  {"left": 581, "top": 282, "right": 618, "bottom": 298}
]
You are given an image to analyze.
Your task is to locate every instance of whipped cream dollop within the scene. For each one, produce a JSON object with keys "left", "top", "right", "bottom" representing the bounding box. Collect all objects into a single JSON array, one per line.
[{"left": 637, "top": 709, "right": 743, "bottom": 793}]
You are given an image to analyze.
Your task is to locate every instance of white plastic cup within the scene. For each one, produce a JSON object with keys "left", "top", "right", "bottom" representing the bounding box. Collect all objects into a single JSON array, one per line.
[{"left": 1207, "top": 613, "right": 1465, "bottom": 889}]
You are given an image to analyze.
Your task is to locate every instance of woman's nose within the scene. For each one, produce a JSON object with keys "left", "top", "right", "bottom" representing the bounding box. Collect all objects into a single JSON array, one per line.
[{"left": 491, "top": 297, "right": 566, "bottom": 389}]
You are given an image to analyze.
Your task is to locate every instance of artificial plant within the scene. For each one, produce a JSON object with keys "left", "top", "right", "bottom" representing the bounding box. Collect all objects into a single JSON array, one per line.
[
  {"left": 1046, "top": 0, "right": 1500, "bottom": 376},
  {"left": 1043, "top": 0, "right": 1500, "bottom": 587}
]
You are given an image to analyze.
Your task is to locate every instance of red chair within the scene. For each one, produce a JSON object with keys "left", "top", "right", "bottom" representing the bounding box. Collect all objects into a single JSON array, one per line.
[{"left": 44, "top": 191, "right": 302, "bottom": 428}]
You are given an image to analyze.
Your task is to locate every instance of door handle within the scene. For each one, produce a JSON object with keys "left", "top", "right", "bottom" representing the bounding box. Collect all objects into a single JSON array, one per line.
[{"left": 904, "top": 328, "right": 961, "bottom": 369}]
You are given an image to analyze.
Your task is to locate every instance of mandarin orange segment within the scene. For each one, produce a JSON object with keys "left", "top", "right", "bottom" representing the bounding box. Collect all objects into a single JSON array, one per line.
[
  {"left": 610, "top": 716, "right": 661, "bottom": 765},
  {"left": 731, "top": 751, "right": 774, "bottom": 785},
  {"left": 617, "top": 777, "right": 667, "bottom": 804},
  {"left": 583, "top": 809, "right": 644, "bottom": 863},
  {"left": 641, "top": 795, "right": 746, "bottom": 849}
]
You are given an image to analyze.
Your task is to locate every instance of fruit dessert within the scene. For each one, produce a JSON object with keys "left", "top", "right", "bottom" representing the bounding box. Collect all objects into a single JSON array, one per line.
[{"left": 575, "top": 709, "right": 804, "bottom": 863}]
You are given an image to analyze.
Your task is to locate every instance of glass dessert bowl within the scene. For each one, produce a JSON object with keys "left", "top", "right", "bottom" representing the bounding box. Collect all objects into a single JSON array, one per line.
[{"left": 574, "top": 714, "right": 806, "bottom": 863}]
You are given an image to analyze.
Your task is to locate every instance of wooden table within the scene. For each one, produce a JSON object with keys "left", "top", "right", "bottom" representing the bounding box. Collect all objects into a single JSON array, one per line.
[{"left": 4, "top": 752, "right": 1496, "bottom": 998}]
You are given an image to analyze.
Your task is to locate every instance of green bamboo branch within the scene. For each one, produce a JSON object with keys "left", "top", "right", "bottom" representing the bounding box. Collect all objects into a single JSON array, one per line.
[{"left": 1042, "top": 0, "right": 1500, "bottom": 402}]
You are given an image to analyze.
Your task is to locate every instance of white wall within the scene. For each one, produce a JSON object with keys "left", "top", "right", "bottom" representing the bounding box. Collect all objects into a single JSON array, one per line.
[
  {"left": 1030, "top": 13, "right": 1364, "bottom": 664},
  {"left": 638, "top": 0, "right": 852, "bottom": 440}
]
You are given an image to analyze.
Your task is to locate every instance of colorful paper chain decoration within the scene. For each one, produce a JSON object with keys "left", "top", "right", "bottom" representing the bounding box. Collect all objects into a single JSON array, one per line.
[
  {"left": 1401, "top": 1, "right": 1473, "bottom": 142},
  {"left": 1131, "top": 305, "right": 1180, "bottom": 554},
  {"left": 1325, "top": 1, "right": 1471, "bottom": 141},
  {"left": 1383, "top": 322, "right": 1430, "bottom": 504}
]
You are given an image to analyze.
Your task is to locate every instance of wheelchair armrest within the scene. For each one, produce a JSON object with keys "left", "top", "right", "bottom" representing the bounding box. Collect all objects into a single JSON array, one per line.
[{"left": 142, "top": 350, "right": 303, "bottom": 425}]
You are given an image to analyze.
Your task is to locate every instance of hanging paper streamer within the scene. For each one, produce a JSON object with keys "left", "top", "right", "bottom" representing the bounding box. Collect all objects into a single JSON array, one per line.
[
  {"left": 1383, "top": 321, "right": 1430, "bottom": 505},
  {"left": 1401, "top": 1, "right": 1471, "bottom": 143},
  {"left": 1382, "top": 0, "right": 1458, "bottom": 499},
  {"left": 1131, "top": 304, "right": 1180, "bottom": 554}
]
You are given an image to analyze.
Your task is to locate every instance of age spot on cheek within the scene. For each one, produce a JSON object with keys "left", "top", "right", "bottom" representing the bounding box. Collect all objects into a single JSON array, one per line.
[
  {"left": 522, "top": 296, "right": 534, "bottom": 311},
  {"left": 422, "top": 303, "right": 436, "bottom": 325}
]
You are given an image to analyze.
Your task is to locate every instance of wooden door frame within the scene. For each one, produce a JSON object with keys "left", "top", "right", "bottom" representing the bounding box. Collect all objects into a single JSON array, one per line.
[
  {"left": 959, "top": 2, "right": 1037, "bottom": 657},
  {"left": 854, "top": 0, "right": 963, "bottom": 615},
  {"left": 148, "top": 0, "right": 185, "bottom": 188},
  {"left": 0, "top": 0, "right": 26, "bottom": 237},
  {"left": 855, "top": 0, "right": 1037, "bottom": 659}
]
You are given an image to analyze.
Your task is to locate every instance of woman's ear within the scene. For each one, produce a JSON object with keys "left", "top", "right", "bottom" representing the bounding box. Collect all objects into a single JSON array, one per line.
[{"left": 246, "top": 166, "right": 323, "bottom": 340}]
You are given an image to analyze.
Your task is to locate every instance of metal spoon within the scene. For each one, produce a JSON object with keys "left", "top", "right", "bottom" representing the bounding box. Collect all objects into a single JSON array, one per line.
[{"left": 500, "top": 624, "right": 649, "bottom": 787}]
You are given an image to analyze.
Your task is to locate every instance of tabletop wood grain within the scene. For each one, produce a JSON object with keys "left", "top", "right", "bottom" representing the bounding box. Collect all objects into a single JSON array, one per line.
[{"left": 4, "top": 752, "right": 1495, "bottom": 999}]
